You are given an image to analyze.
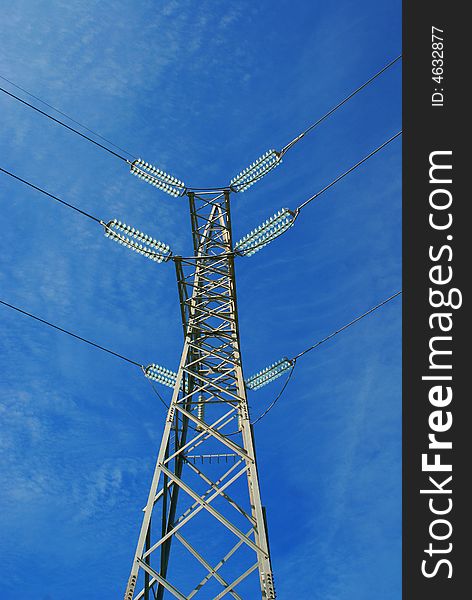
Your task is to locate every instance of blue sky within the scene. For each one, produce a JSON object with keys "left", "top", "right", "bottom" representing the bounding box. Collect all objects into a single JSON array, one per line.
[{"left": 0, "top": 1, "right": 401, "bottom": 598}]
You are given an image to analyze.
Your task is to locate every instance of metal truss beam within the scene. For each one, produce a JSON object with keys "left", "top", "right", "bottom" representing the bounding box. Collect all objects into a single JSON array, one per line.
[{"left": 124, "top": 191, "right": 275, "bottom": 599}]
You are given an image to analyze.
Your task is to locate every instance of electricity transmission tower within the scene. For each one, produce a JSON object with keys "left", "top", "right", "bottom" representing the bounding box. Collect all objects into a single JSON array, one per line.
[
  {"left": 125, "top": 186, "right": 276, "bottom": 599},
  {"left": 0, "top": 56, "right": 402, "bottom": 600}
]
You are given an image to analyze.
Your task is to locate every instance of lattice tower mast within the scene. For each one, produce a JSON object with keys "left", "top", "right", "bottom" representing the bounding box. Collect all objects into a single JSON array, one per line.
[{"left": 124, "top": 190, "right": 275, "bottom": 600}]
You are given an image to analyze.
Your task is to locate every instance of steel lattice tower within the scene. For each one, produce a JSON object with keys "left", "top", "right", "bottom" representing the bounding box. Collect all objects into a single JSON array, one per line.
[{"left": 124, "top": 190, "right": 275, "bottom": 600}]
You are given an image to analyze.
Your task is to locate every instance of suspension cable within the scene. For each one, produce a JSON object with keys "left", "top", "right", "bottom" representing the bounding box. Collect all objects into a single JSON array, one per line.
[
  {"left": 2, "top": 126, "right": 401, "bottom": 263},
  {"left": 233, "top": 131, "right": 401, "bottom": 258},
  {"left": 0, "top": 74, "right": 137, "bottom": 160},
  {"left": 281, "top": 54, "right": 402, "bottom": 155},
  {"left": 0, "top": 166, "right": 102, "bottom": 223},
  {"left": 250, "top": 363, "right": 297, "bottom": 425},
  {"left": 1, "top": 166, "right": 232, "bottom": 264},
  {"left": 1, "top": 290, "right": 401, "bottom": 426},
  {"left": 1, "top": 56, "right": 401, "bottom": 193},
  {"left": 295, "top": 131, "right": 401, "bottom": 212},
  {"left": 252, "top": 290, "right": 402, "bottom": 423},
  {"left": 0, "top": 85, "right": 130, "bottom": 162},
  {"left": 292, "top": 291, "right": 402, "bottom": 359},
  {"left": 0, "top": 298, "right": 143, "bottom": 367}
]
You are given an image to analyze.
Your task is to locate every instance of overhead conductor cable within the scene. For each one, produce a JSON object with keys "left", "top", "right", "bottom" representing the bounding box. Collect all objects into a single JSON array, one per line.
[
  {"left": 1, "top": 55, "right": 400, "bottom": 194},
  {"left": 0, "top": 85, "right": 130, "bottom": 162},
  {"left": 248, "top": 291, "right": 402, "bottom": 424},
  {"left": 234, "top": 131, "right": 402, "bottom": 256},
  {"left": 0, "top": 166, "right": 172, "bottom": 264},
  {"left": 0, "top": 74, "right": 137, "bottom": 160},
  {"left": 228, "top": 54, "right": 401, "bottom": 194},
  {"left": 280, "top": 54, "right": 401, "bottom": 154},
  {"left": 1, "top": 291, "right": 401, "bottom": 421}
]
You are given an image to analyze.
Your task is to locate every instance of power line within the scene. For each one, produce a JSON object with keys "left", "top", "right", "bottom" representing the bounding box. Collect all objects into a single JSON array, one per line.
[
  {"left": 253, "top": 290, "right": 402, "bottom": 424},
  {"left": 1, "top": 289, "right": 400, "bottom": 433},
  {"left": 0, "top": 297, "right": 215, "bottom": 434},
  {"left": 144, "top": 378, "right": 201, "bottom": 433},
  {"left": 0, "top": 85, "right": 129, "bottom": 162},
  {"left": 250, "top": 362, "right": 297, "bottom": 425},
  {"left": 292, "top": 290, "right": 402, "bottom": 360},
  {"left": 0, "top": 165, "right": 201, "bottom": 264},
  {"left": 145, "top": 377, "right": 171, "bottom": 410},
  {"left": 0, "top": 298, "right": 142, "bottom": 368},
  {"left": 1, "top": 290, "right": 401, "bottom": 401},
  {"left": 2, "top": 127, "right": 401, "bottom": 267},
  {"left": 0, "top": 74, "right": 137, "bottom": 160},
  {"left": 1, "top": 67, "right": 401, "bottom": 424},
  {"left": 1, "top": 166, "right": 174, "bottom": 265},
  {"left": 281, "top": 54, "right": 402, "bottom": 154},
  {"left": 0, "top": 81, "right": 204, "bottom": 194},
  {"left": 295, "top": 131, "right": 402, "bottom": 212},
  {"left": 225, "top": 54, "right": 401, "bottom": 195},
  {"left": 2, "top": 56, "right": 401, "bottom": 193},
  {"left": 234, "top": 131, "right": 401, "bottom": 257},
  {"left": 0, "top": 166, "right": 102, "bottom": 223}
]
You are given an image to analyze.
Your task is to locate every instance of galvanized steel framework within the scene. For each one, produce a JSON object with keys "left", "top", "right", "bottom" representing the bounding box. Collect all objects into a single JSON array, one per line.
[{"left": 124, "top": 191, "right": 275, "bottom": 600}]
